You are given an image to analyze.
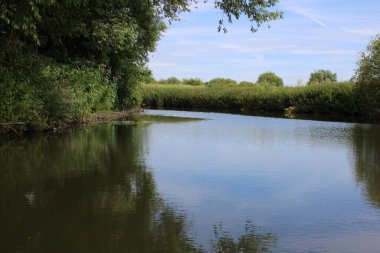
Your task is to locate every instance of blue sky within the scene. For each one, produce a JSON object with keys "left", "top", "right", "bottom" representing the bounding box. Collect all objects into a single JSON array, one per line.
[{"left": 148, "top": 0, "right": 380, "bottom": 86}]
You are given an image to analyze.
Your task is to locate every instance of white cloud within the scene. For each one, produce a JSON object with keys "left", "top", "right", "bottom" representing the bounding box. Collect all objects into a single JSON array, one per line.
[{"left": 286, "top": 6, "right": 327, "bottom": 28}]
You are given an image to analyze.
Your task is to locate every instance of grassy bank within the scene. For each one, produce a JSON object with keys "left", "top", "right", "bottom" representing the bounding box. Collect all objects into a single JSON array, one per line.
[{"left": 142, "top": 82, "right": 364, "bottom": 117}]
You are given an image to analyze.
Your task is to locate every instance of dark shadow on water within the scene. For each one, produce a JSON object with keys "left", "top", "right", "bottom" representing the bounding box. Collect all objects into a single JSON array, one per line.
[
  {"left": 0, "top": 124, "right": 198, "bottom": 252},
  {"left": 352, "top": 124, "right": 380, "bottom": 208},
  {"left": 212, "top": 221, "right": 276, "bottom": 253},
  {"left": 0, "top": 124, "right": 276, "bottom": 253}
]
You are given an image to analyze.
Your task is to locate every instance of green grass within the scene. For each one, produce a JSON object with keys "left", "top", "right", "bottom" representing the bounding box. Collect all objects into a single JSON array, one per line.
[{"left": 142, "top": 82, "right": 362, "bottom": 116}]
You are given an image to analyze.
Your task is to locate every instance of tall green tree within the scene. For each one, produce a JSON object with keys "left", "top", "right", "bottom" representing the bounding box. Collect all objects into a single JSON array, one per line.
[{"left": 355, "top": 34, "right": 380, "bottom": 116}]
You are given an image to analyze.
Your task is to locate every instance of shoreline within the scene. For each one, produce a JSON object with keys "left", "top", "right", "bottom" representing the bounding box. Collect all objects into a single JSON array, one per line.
[
  {"left": 1, "top": 106, "right": 379, "bottom": 138},
  {"left": 0, "top": 108, "right": 144, "bottom": 137}
]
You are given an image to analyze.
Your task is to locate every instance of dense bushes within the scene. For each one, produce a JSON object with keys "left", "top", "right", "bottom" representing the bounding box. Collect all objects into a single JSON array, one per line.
[
  {"left": 42, "top": 65, "right": 116, "bottom": 121},
  {"left": 142, "top": 82, "right": 360, "bottom": 116},
  {"left": 0, "top": 53, "right": 116, "bottom": 128}
]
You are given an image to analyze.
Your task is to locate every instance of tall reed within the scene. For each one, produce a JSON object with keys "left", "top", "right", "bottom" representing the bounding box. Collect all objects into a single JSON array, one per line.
[{"left": 142, "top": 82, "right": 361, "bottom": 116}]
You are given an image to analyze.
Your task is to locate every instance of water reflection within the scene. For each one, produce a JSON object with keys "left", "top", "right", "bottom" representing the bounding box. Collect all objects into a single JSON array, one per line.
[
  {"left": 0, "top": 125, "right": 200, "bottom": 252},
  {"left": 353, "top": 124, "right": 380, "bottom": 208},
  {"left": 212, "top": 221, "right": 276, "bottom": 253},
  {"left": 5, "top": 111, "right": 380, "bottom": 253},
  {"left": 0, "top": 123, "right": 276, "bottom": 253}
]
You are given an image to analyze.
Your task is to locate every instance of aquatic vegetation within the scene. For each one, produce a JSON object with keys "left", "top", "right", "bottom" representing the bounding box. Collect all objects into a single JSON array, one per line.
[{"left": 142, "top": 82, "right": 361, "bottom": 116}]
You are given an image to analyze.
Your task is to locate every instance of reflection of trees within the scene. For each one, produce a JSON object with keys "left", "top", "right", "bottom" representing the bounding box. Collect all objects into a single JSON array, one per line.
[
  {"left": 353, "top": 124, "right": 380, "bottom": 208},
  {"left": 0, "top": 123, "right": 277, "bottom": 253},
  {"left": 212, "top": 221, "right": 276, "bottom": 253},
  {"left": 0, "top": 124, "right": 201, "bottom": 253}
]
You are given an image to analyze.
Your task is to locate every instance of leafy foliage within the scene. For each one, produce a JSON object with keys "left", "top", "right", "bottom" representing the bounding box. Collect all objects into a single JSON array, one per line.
[
  {"left": 355, "top": 34, "right": 380, "bottom": 116},
  {"left": 183, "top": 78, "right": 205, "bottom": 86},
  {"left": 212, "top": 0, "right": 283, "bottom": 32},
  {"left": 142, "top": 82, "right": 360, "bottom": 116},
  {"left": 240, "top": 81, "right": 256, "bottom": 86},
  {"left": 0, "top": 45, "right": 116, "bottom": 127},
  {"left": 208, "top": 78, "right": 238, "bottom": 86},
  {"left": 0, "top": 0, "right": 282, "bottom": 128},
  {"left": 158, "top": 77, "right": 182, "bottom": 84},
  {"left": 257, "top": 72, "right": 283, "bottom": 87},
  {"left": 307, "top": 69, "right": 337, "bottom": 85}
]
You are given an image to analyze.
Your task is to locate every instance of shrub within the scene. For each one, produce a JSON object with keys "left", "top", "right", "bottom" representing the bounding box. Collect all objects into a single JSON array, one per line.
[
  {"left": 239, "top": 81, "right": 256, "bottom": 86},
  {"left": 158, "top": 77, "right": 182, "bottom": 85},
  {"left": 307, "top": 69, "right": 337, "bottom": 85},
  {"left": 0, "top": 53, "right": 116, "bottom": 128},
  {"left": 257, "top": 72, "right": 283, "bottom": 87},
  {"left": 182, "top": 78, "right": 205, "bottom": 86},
  {"left": 42, "top": 64, "right": 116, "bottom": 122},
  {"left": 208, "top": 78, "right": 238, "bottom": 87},
  {"left": 116, "top": 63, "right": 145, "bottom": 109}
]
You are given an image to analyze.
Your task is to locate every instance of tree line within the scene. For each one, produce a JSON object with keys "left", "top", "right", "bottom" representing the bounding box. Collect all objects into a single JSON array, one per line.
[{"left": 151, "top": 69, "right": 338, "bottom": 87}]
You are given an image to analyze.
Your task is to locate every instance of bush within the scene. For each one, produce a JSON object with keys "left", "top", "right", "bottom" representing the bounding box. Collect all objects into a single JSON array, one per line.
[
  {"left": 355, "top": 34, "right": 380, "bottom": 116},
  {"left": 208, "top": 78, "right": 238, "bottom": 87},
  {"left": 182, "top": 78, "right": 205, "bottom": 86},
  {"left": 307, "top": 69, "right": 337, "bottom": 85},
  {"left": 239, "top": 81, "right": 256, "bottom": 86},
  {"left": 42, "top": 64, "right": 116, "bottom": 122},
  {"left": 257, "top": 72, "right": 283, "bottom": 87},
  {"left": 158, "top": 77, "right": 182, "bottom": 85},
  {"left": 0, "top": 50, "right": 117, "bottom": 128},
  {"left": 116, "top": 63, "right": 145, "bottom": 109}
]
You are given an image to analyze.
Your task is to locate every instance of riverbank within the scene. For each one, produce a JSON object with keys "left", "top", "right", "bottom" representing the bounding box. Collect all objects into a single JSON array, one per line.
[
  {"left": 0, "top": 109, "right": 144, "bottom": 137},
  {"left": 141, "top": 82, "right": 375, "bottom": 121}
]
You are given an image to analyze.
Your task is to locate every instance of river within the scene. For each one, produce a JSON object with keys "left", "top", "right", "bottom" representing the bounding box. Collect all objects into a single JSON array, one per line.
[{"left": 1, "top": 110, "right": 380, "bottom": 253}]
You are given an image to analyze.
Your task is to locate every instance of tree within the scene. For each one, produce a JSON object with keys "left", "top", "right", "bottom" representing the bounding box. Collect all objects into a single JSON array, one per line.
[
  {"left": 212, "top": 0, "right": 283, "bottom": 32},
  {"left": 1, "top": 0, "right": 167, "bottom": 108},
  {"left": 257, "top": 72, "right": 283, "bottom": 87},
  {"left": 355, "top": 35, "right": 380, "bottom": 115},
  {"left": 307, "top": 70, "right": 337, "bottom": 85},
  {"left": 1, "top": 0, "right": 282, "bottom": 111}
]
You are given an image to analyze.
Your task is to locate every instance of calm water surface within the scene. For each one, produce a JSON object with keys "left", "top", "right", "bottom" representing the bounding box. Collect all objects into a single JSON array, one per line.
[{"left": 1, "top": 110, "right": 380, "bottom": 253}]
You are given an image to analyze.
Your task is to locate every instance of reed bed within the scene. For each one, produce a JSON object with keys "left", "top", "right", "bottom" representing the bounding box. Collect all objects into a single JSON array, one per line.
[{"left": 142, "top": 82, "right": 362, "bottom": 116}]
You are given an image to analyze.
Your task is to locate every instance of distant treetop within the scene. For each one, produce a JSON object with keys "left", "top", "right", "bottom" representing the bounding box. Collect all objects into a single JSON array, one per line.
[
  {"left": 257, "top": 72, "right": 284, "bottom": 87},
  {"left": 307, "top": 70, "right": 337, "bottom": 85}
]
